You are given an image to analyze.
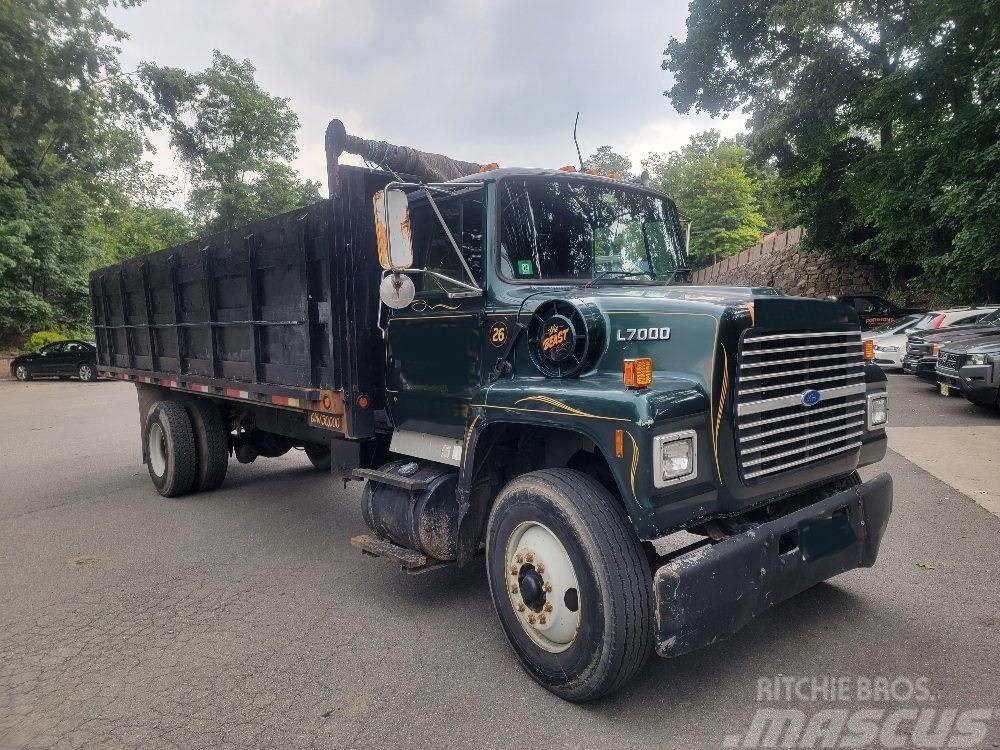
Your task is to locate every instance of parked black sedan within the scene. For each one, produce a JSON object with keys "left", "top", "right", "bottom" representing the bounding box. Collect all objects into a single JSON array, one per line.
[
  {"left": 10, "top": 340, "right": 99, "bottom": 382},
  {"left": 936, "top": 335, "right": 1000, "bottom": 407}
]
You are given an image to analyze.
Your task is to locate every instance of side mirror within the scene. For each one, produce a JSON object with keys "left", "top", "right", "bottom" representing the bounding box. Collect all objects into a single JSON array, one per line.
[{"left": 373, "top": 188, "right": 413, "bottom": 270}]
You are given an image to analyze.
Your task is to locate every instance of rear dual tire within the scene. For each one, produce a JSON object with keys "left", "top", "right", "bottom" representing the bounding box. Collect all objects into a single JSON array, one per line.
[
  {"left": 486, "top": 469, "right": 654, "bottom": 702},
  {"left": 145, "top": 399, "right": 229, "bottom": 497}
]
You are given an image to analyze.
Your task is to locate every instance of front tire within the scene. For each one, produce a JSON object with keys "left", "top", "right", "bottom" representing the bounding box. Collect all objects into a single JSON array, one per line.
[
  {"left": 14, "top": 364, "right": 30, "bottom": 381},
  {"left": 145, "top": 401, "right": 197, "bottom": 497},
  {"left": 486, "top": 469, "right": 654, "bottom": 702},
  {"left": 78, "top": 363, "right": 97, "bottom": 382}
]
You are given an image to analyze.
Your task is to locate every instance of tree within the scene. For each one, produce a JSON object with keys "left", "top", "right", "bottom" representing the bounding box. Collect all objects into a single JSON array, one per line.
[
  {"left": 144, "top": 52, "right": 321, "bottom": 234},
  {"left": 0, "top": 0, "right": 193, "bottom": 335},
  {"left": 584, "top": 146, "right": 633, "bottom": 179},
  {"left": 663, "top": 0, "right": 1000, "bottom": 300},
  {"left": 644, "top": 131, "right": 767, "bottom": 266}
]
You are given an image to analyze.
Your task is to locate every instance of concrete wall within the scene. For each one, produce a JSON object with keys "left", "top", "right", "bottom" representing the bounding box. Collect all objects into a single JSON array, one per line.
[{"left": 691, "top": 228, "right": 883, "bottom": 297}]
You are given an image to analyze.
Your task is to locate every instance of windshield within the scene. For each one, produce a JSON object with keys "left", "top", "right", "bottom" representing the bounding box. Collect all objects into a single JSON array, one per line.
[
  {"left": 977, "top": 308, "right": 1000, "bottom": 326},
  {"left": 498, "top": 177, "right": 685, "bottom": 282},
  {"left": 870, "top": 314, "right": 920, "bottom": 336}
]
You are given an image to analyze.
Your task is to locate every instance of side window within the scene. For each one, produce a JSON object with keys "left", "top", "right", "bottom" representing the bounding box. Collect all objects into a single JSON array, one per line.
[
  {"left": 953, "top": 314, "right": 981, "bottom": 325},
  {"left": 408, "top": 190, "right": 484, "bottom": 295},
  {"left": 41, "top": 343, "right": 65, "bottom": 355},
  {"left": 855, "top": 297, "right": 888, "bottom": 315},
  {"left": 64, "top": 342, "right": 85, "bottom": 353}
]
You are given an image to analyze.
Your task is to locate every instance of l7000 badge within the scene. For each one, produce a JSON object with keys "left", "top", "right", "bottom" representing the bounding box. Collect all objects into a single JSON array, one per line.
[{"left": 617, "top": 327, "right": 671, "bottom": 341}]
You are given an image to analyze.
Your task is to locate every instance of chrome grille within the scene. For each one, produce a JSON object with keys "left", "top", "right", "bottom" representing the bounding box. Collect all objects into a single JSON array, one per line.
[
  {"left": 938, "top": 352, "right": 962, "bottom": 369},
  {"left": 737, "top": 330, "right": 866, "bottom": 481}
]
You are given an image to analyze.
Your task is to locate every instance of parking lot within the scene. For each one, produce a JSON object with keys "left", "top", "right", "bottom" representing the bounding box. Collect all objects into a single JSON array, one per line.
[{"left": 1, "top": 374, "right": 998, "bottom": 749}]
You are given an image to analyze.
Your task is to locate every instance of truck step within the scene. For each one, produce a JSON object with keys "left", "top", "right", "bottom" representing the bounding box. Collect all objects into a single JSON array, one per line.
[{"left": 349, "top": 534, "right": 452, "bottom": 575}]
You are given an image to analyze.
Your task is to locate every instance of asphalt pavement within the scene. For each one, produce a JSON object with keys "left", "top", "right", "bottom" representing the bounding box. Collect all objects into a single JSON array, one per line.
[{"left": 0, "top": 375, "right": 998, "bottom": 749}]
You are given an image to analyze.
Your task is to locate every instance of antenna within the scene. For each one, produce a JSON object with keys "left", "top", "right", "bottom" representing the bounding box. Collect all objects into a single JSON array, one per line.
[{"left": 573, "top": 112, "right": 584, "bottom": 171}]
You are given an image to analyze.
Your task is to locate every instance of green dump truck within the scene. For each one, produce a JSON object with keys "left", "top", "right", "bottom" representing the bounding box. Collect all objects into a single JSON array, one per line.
[{"left": 90, "top": 119, "right": 892, "bottom": 701}]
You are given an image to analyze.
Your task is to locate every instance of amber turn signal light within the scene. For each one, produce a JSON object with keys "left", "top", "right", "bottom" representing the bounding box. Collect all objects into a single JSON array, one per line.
[
  {"left": 863, "top": 339, "right": 875, "bottom": 361},
  {"left": 624, "top": 358, "right": 653, "bottom": 389}
]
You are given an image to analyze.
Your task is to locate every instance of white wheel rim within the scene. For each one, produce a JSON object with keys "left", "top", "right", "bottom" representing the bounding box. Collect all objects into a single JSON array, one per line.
[
  {"left": 16, "top": 366, "right": 27, "bottom": 380},
  {"left": 149, "top": 422, "right": 167, "bottom": 477},
  {"left": 80, "top": 365, "right": 92, "bottom": 379},
  {"left": 504, "top": 521, "right": 581, "bottom": 653}
]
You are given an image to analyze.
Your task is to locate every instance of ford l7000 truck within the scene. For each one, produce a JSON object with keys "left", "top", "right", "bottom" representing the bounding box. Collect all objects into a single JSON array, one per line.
[{"left": 89, "top": 119, "right": 892, "bottom": 701}]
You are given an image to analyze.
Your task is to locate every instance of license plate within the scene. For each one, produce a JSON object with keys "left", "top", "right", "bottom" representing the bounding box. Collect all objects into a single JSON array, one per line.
[
  {"left": 799, "top": 510, "right": 856, "bottom": 562},
  {"left": 939, "top": 383, "right": 950, "bottom": 397}
]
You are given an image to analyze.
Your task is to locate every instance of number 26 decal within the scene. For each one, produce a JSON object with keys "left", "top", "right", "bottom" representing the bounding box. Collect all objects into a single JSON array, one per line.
[{"left": 489, "top": 321, "right": 508, "bottom": 347}]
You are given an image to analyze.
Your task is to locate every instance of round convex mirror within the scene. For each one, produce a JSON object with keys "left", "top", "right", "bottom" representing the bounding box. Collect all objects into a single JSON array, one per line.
[{"left": 379, "top": 273, "right": 416, "bottom": 309}]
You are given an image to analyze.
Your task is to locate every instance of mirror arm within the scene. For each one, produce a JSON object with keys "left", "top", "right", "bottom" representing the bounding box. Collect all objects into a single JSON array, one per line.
[{"left": 422, "top": 188, "right": 480, "bottom": 289}]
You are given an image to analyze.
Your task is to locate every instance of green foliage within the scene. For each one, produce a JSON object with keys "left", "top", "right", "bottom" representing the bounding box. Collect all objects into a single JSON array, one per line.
[
  {"left": 584, "top": 146, "right": 634, "bottom": 179},
  {"left": 143, "top": 52, "right": 321, "bottom": 234},
  {"left": 24, "top": 330, "right": 67, "bottom": 352},
  {"left": 663, "top": 0, "right": 1000, "bottom": 300},
  {"left": 0, "top": 0, "right": 192, "bottom": 335},
  {"left": 643, "top": 131, "right": 768, "bottom": 266}
]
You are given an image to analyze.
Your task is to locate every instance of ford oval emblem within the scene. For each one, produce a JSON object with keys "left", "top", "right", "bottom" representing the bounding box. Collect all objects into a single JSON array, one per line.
[{"left": 802, "top": 389, "right": 822, "bottom": 407}]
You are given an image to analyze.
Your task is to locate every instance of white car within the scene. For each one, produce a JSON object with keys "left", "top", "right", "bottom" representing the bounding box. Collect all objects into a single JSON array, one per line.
[{"left": 871, "top": 314, "right": 928, "bottom": 370}]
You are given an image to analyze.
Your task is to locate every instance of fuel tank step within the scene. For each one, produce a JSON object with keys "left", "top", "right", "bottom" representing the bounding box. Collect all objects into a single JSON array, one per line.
[{"left": 349, "top": 534, "right": 452, "bottom": 575}]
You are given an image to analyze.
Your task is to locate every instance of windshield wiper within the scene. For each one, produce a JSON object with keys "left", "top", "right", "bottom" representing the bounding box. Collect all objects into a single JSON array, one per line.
[{"left": 584, "top": 269, "right": 656, "bottom": 288}]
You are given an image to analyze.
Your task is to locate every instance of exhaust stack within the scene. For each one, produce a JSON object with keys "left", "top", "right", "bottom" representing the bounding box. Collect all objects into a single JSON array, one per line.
[{"left": 325, "top": 119, "right": 483, "bottom": 194}]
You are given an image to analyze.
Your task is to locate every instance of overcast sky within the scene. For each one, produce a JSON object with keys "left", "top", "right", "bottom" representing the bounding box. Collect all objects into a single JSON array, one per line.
[{"left": 110, "top": 0, "right": 743, "bottom": 195}]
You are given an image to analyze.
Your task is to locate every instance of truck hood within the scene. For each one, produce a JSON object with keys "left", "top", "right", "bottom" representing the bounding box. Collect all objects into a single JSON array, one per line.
[
  {"left": 909, "top": 323, "right": 1000, "bottom": 345},
  {"left": 942, "top": 333, "right": 1000, "bottom": 355},
  {"left": 558, "top": 285, "right": 855, "bottom": 330}
]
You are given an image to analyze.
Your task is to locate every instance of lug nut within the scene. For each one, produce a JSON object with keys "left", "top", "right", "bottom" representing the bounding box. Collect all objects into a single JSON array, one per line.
[
  {"left": 510, "top": 584, "right": 518, "bottom": 594},
  {"left": 543, "top": 603, "right": 553, "bottom": 613},
  {"left": 535, "top": 563, "right": 544, "bottom": 574},
  {"left": 517, "top": 603, "right": 525, "bottom": 612},
  {"left": 543, "top": 583, "right": 552, "bottom": 593},
  {"left": 539, "top": 615, "right": 547, "bottom": 624},
  {"left": 527, "top": 614, "right": 536, "bottom": 624},
  {"left": 525, "top": 553, "right": 534, "bottom": 562},
  {"left": 510, "top": 565, "right": 518, "bottom": 575},
  {"left": 515, "top": 554, "right": 524, "bottom": 564}
]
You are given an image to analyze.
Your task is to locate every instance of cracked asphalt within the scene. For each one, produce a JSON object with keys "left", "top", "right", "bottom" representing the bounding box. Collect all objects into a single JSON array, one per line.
[{"left": 1, "top": 376, "right": 998, "bottom": 749}]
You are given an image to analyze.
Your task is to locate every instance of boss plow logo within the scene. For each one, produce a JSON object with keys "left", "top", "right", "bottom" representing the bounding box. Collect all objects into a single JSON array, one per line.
[{"left": 616, "top": 327, "right": 671, "bottom": 342}]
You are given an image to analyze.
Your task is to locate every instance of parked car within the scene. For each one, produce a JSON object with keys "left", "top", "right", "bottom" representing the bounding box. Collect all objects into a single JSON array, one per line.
[
  {"left": 936, "top": 334, "right": 1000, "bottom": 406},
  {"left": 870, "top": 313, "right": 925, "bottom": 370},
  {"left": 901, "top": 307, "right": 1000, "bottom": 380},
  {"left": 10, "top": 340, "right": 99, "bottom": 382},
  {"left": 830, "top": 295, "right": 925, "bottom": 330}
]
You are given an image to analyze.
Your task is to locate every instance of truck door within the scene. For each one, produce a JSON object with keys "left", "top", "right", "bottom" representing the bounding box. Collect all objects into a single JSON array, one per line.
[{"left": 385, "top": 188, "right": 485, "bottom": 439}]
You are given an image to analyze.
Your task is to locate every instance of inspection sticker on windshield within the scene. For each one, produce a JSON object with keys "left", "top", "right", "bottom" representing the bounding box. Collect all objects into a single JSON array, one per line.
[{"left": 516, "top": 259, "right": 534, "bottom": 276}]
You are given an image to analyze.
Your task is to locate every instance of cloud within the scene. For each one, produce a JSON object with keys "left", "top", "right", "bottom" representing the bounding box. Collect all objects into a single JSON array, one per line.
[{"left": 110, "top": 0, "right": 742, "bottom": 193}]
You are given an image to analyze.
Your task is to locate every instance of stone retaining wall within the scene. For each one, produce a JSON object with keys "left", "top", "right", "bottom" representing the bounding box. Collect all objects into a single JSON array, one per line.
[{"left": 691, "top": 228, "right": 883, "bottom": 298}]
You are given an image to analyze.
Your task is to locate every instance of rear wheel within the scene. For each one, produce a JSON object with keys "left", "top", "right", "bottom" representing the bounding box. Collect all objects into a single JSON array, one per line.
[
  {"left": 78, "top": 363, "right": 97, "bottom": 382},
  {"left": 486, "top": 469, "right": 654, "bottom": 702},
  {"left": 145, "top": 401, "right": 197, "bottom": 497},
  {"left": 305, "top": 444, "right": 331, "bottom": 471},
  {"left": 14, "top": 364, "right": 30, "bottom": 381},
  {"left": 186, "top": 398, "right": 229, "bottom": 492}
]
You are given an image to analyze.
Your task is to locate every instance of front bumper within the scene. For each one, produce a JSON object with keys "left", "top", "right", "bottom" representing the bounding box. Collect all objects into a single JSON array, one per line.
[
  {"left": 945, "top": 362, "right": 999, "bottom": 404},
  {"left": 902, "top": 354, "right": 937, "bottom": 380},
  {"left": 653, "top": 473, "right": 893, "bottom": 658}
]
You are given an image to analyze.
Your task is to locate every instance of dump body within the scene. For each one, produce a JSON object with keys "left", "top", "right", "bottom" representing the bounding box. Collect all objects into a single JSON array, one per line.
[{"left": 89, "top": 165, "right": 389, "bottom": 439}]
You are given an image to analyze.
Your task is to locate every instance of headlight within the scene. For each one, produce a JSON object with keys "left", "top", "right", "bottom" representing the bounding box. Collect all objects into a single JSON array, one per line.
[
  {"left": 867, "top": 393, "right": 888, "bottom": 430},
  {"left": 875, "top": 344, "right": 900, "bottom": 352},
  {"left": 968, "top": 353, "right": 990, "bottom": 366},
  {"left": 653, "top": 430, "right": 697, "bottom": 488}
]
